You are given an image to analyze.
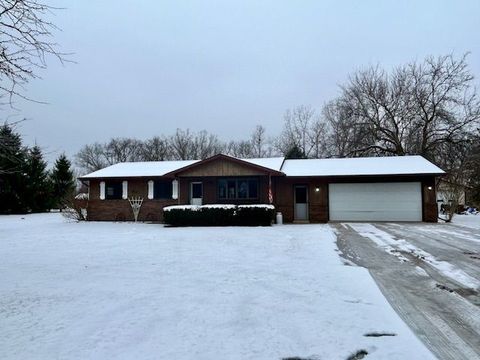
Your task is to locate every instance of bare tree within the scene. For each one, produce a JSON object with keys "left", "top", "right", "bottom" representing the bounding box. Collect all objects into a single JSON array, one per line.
[
  {"left": 276, "top": 105, "right": 328, "bottom": 158},
  {"left": 0, "top": 0, "right": 68, "bottom": 103},
  {"left": 250, "top": 125, "right": 267, "bottom": 158},
  {"left": 226, "top": 140, "right": 254, "bottom": 158},
  {"left": 322, "top": 99, "right": 368, "bottom": 157},
  {"left": 168, "top": 129, "right": 225, "bottom": 160},
  {"left": 408, "top": 54, "right": 480, "bottom": 163},
  {"left": 140, "top": 136, "right": 171, "bottom": 161},
  {"left": 308, "top": 118, "right": 328, "bottom": 158},
  {"left": 104, "top": 138, "right": 143, "bottom": 164},
  {"left": 75, "top": 143, "right": 107, "bottom": 173},
  {"left": 338, "top": 65, "right": 414, "bottom": 156},
  {"left": 169, "top": 129, "right": 194, "bottom": 160},
  {"left": 331, "top": 54, "right": 480, "bottom": 160},
  {"left": 191, "top": 130, "right": 224, "bottom": 159}
]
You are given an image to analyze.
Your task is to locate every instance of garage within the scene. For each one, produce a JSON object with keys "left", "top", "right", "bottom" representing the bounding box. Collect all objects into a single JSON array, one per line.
[{"left": 329, "top": 182, "right": 422, "bottom": 221}]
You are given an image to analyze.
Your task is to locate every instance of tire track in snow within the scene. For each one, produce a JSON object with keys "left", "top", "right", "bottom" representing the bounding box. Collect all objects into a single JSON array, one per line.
[{"left": 347, "top": 223, "right": 480, "bottom": 291}]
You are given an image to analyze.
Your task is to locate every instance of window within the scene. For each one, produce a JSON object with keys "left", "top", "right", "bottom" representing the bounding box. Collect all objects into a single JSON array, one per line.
[
  {"left": 248, "top": 179, "right": 258, "bottom": 198},
  {"left": 191, "top": 182, "right": 202, "bottom": 198},
  {"left": 218, "top": 178, "right": 258, "bottom": 200},
  {"left": 154, "top": 180, "right": 172, "bottom": 199},
  {"left": 105, "top": 181, "right": 122, "bottom": 200}
]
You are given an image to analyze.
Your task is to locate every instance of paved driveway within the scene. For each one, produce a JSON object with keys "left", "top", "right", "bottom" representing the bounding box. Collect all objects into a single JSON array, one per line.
[{"left": 335, "top": 221, "right": 480, "bottom": 360}]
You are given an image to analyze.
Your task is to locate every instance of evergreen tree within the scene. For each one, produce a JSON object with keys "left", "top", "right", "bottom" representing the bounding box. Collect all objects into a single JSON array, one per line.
[
  {"left": 50, "top": 154, "right": 75, "bottom": 209},
  {"left": 24, "top": 146, "right": 51, "bottom": 212},
  {"left": 0, "top": 124, "right": 28, "bottom": 213},
  {"left": 285, "top": 144, "right": 307, "bottom": 159}
]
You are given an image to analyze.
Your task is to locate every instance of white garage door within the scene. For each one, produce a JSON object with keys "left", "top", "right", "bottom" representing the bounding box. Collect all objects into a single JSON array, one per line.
[{"left": 329, "top": 182, "right": 422, "bottom": 221}]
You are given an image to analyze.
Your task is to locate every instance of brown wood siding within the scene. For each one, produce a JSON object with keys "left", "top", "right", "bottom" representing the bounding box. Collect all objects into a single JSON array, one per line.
[
  {"left": 273, "top": 177, "right": 328, "bottom": 223},
  {"left": 422, "top": 176, "right": 438, "bottom": 222},
  {"left": 178, "top": 159, "right": 266, "bottom": 177}
]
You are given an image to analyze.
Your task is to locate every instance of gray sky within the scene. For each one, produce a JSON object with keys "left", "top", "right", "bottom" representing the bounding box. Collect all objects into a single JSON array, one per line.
[{"left": 9, "top": 0, "right": 480, "bottom": 163}]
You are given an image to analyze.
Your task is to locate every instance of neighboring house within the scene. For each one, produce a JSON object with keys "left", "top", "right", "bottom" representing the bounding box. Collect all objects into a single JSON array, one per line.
[
  {"left": 78, "top": 154, "right": 445, "bottom": 223},
  {"left": 436, "top": 179, "right": 468, "bottom": 207}
]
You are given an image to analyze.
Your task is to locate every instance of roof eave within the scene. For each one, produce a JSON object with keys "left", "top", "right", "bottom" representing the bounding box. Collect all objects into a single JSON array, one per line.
[
  {"left": 163, "top": 154, "right": 285, "bottom": 177},
  {"left": 283, "top": 172, "right": 446, "bottom": 178}
]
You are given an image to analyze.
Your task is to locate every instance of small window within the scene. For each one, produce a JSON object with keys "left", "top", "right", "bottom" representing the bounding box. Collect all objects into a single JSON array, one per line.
[
  {"left": 105, "top": 181, "right": 122, "bottom": 200},
  {"left": 227, "top": 180, "right": 236, "bottom": 198},
  {"left": 154, "top": 180, "right": 172, "bottom": 199},
  {"left": 237, "top": 179, "right": 248, "bottom": 198},
  {"left": 248, "top": 179, "right": 258, "bottom": 199},
  {"left": 218, "top": 179, "right": 227, "bottom": 199}
]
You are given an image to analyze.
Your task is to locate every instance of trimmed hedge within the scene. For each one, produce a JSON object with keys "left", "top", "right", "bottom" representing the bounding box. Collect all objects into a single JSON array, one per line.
[{"left": 163, "top": 204, "right": 275, "bottom": 226}]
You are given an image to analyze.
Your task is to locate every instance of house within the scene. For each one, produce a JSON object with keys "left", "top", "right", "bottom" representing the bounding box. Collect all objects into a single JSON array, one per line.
[
  {"left": 78, "top": 154, "right": 445, "bottom": 223},
  {"left": 436, "top": 179, "right": 468, "bottom": 207}
]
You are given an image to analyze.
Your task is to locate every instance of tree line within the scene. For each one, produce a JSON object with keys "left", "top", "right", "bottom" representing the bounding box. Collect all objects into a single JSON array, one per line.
[
  {"left": 0, "top": 123, "right": 75, "bottom": 214},
  {"left": 75, "top": 54, "right": 480, "bottom": 204}
]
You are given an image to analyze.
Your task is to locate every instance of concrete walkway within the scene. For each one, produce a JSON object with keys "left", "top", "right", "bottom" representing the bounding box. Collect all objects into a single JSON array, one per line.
[{"left": 335, "top": 222, "right": 480, "bottom": 360}]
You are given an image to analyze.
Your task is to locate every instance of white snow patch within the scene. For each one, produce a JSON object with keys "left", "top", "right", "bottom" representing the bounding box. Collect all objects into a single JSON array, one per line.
[
  {"left": 0, "top": 214, "right": 434, "bottom": 359},
  {"left": 80, "top": 160, "right": 199, "bottom": 179},
  {"left": 452, "top": 214, "right": 480, "bottom": 231},
  {"left": 415, "top": 224, "right": 480, "bottom": 244},
  {"left": 237, "top": 204, "right": 275, "bottom": 209},
  {"left": 240, "top": 157, "right": 284, "bottom": 171},
  {"left": 415, "top": 266, "right": 429, "bottom": 277},
  {"left": 74, "top": 193, "right": 89, "bottom": 200},
  {"left": 349, "top": 223, "right": 480, "bottom": 290},
  {"left": 163, "top": 204, "right": 275, "bottom": 212}
]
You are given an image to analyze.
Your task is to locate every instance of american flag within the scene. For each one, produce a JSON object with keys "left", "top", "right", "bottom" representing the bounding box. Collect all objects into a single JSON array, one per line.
[{"left": 268, "top": 176, "right": 273, "bottom": 204}]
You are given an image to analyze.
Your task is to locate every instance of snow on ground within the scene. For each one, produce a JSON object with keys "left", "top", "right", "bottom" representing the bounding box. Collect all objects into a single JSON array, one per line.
[
  {"left": 452, "top": 214, "right": 480, "bottom": 230},
  {"left": 348, "top": 223, "right": 480, "bottom": 290},
  {"left": 0, "top": 214, "right": 434, "bottom": 360}
]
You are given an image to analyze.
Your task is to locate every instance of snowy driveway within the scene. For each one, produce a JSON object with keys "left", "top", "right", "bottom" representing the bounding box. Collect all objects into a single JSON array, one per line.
[
  {"left": 0, "top": 214, "right": 435, "bottom": 360},
  {"left": 336, "top": 219, "right": 480, "bottom": 360}
]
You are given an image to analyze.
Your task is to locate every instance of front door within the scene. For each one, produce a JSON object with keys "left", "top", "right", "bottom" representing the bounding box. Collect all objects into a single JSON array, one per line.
[
  {"left": 190, "top": 182, "right": 203, "bottom": 205},
  {"left": 294, "top": 185, "right": 308, "bottom": 221}
]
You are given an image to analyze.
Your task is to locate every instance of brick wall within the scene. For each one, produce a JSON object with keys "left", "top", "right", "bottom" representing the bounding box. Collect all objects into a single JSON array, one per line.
[
  {"left": 87, "top": 178, "right": 177, "bottom": 222},
  {"left": 86, "top": 175, "right": 439, "bottom": 223}
]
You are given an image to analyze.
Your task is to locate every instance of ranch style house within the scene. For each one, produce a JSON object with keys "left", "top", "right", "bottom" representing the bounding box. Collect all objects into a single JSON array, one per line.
[{"left": 78, "top": 153, "right": 445, "bottom": 223}]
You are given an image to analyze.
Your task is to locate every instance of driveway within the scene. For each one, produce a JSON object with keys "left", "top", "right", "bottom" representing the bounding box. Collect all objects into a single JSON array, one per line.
[{"left": 335, "top": 221, "right": 480, "bottom": 360}]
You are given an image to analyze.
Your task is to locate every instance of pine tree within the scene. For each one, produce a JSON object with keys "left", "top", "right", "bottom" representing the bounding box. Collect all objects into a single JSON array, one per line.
[
  {"left": 24, "top": 146, "right": 52, "bottom": 212},
  {"left": 285, "top": 144, "right": 307, "bottom": 159},
  {"left": 50, "top": 154, "right": 75, "bottom": 209},
  {"left": 0, "top": 124, "right": 28, "bottom": 213}
]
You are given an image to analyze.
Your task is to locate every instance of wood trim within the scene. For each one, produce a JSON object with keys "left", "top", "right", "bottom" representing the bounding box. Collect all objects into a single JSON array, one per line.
[{"left": 162, "top": 154, "right": 285, "bottom": 177}]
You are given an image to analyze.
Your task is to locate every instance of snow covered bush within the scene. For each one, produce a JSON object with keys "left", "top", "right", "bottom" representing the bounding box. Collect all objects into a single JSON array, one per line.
[{"left": 163, "top": 204, "right": 274, "bottom": 226}]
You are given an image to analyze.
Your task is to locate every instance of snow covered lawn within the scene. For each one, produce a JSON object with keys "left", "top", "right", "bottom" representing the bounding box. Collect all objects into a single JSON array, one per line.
[
  {"left": 452, "top": 213, "right": 480, "bottom": 230},
  {"left": 0, "top": 214, "right": 433, "bottom": 359}
]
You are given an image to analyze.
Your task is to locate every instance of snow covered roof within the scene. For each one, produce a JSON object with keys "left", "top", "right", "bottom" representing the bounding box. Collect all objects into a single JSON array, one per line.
[
  {"left": 280, "top": 155, "right": 445, "bottom": 177},
  {"left": 80, "top": 155, "right": 444, "bottom": 179},
  {"left": 80, "top": 160, "right": 200, "bottom": 179},
  {"left": 240, "top": 157, "right": 284, "bottom": 172}
]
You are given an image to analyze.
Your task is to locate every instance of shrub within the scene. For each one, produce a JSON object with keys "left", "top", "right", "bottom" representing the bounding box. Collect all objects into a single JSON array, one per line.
[
  {"left": 236, "top": 205, "right": 275, "bottom": 226},
  {"left": 61, "top": 193, "right": 88, "bottom": 221},
  {"left": 163, "top": 204, "right": 274, "bottom": 227}
]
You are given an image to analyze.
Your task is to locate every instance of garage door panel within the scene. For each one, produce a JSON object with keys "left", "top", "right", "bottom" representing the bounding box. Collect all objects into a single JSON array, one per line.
[{"left": 329, "top": 182, "right": 422, "bottom": 221}]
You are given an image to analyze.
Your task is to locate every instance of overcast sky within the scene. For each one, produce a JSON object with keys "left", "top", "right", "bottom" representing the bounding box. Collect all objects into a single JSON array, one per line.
[{"left": 9, "top": 0, "right": 480, "bottom": 163}]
